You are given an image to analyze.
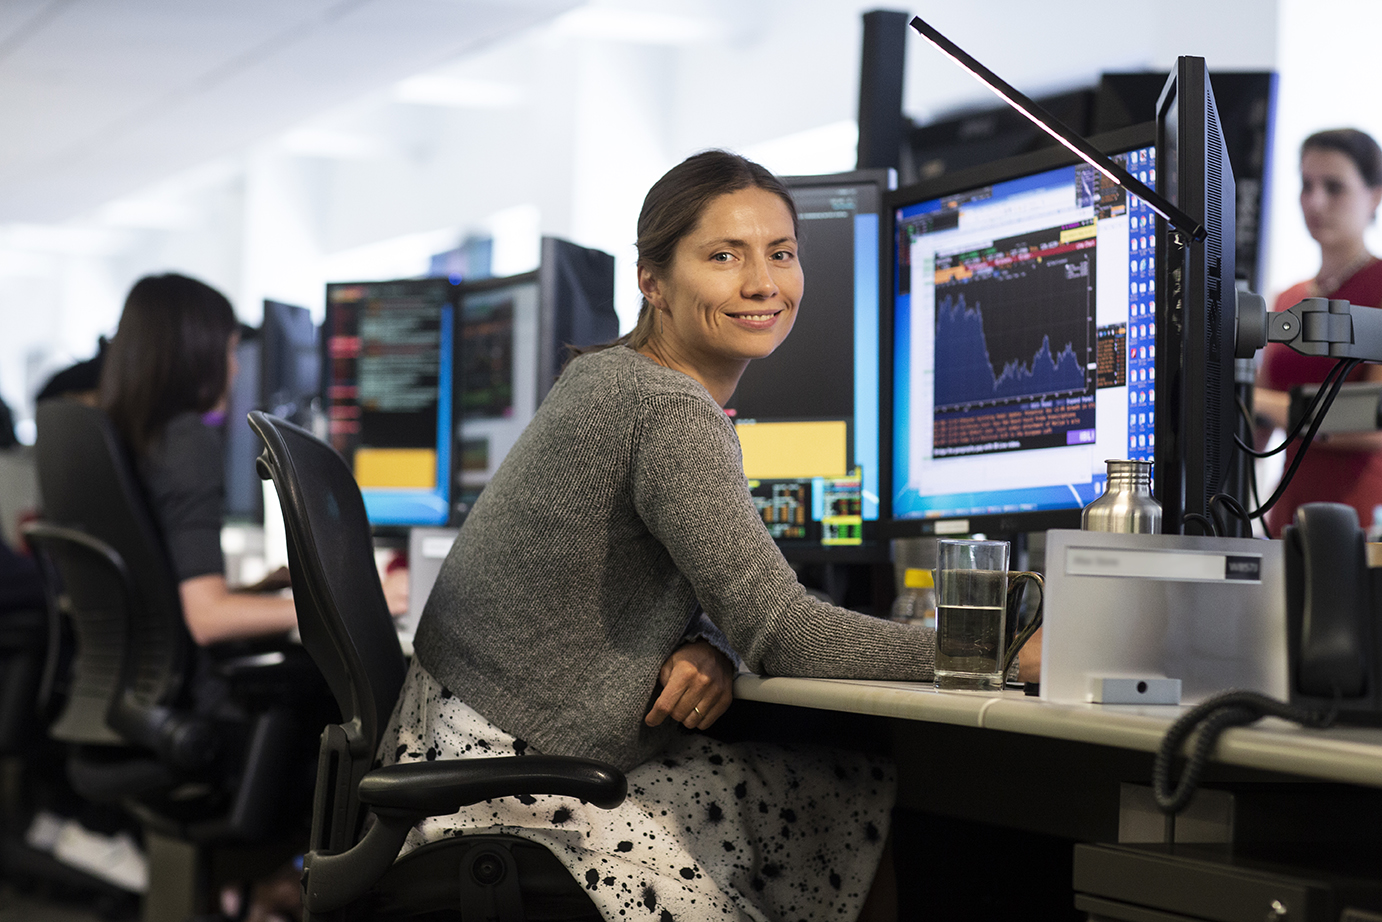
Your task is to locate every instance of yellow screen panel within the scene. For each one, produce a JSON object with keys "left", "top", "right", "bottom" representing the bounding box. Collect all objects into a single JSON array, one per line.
[
  {"left": 354, "top": 448, "right": 437, "bottom": 489},
  {"left": 735, "top": 420, "right": 848, "bottom": 480}
]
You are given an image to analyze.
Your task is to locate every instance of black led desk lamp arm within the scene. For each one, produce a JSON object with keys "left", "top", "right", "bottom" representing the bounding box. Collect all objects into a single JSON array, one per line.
[{"left": 908, "top": 16, "right": 1207, "bottom": 244}]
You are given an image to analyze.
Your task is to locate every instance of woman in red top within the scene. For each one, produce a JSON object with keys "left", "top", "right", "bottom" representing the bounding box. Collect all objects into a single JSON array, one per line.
[{"left": 1258, "top": 128, "right": 1382, "bottom": 536}]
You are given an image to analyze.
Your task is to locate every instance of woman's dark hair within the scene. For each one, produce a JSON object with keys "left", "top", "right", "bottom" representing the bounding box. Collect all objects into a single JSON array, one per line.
[
  {"left": 609, "top": 150, "right": 799, "bottom": 352},
  {"left": 1302, "top": 128, "right": 1382, "bottom": 188},
  {"left": 99, "top": 273, "right": 239, "bottom": 456}
]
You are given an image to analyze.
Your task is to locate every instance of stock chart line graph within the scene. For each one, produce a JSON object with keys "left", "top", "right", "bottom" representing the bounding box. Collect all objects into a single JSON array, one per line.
[{"left": 932, "top": 241, "right": 1094, "bottom": 408}]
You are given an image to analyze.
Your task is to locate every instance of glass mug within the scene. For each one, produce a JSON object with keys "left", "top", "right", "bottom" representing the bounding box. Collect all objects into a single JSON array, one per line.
[{"left": 934, "top": 539, "right": 1044, "bottom": 691}]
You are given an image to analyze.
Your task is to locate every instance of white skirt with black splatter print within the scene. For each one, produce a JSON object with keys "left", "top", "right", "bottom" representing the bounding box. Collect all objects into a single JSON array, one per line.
[{"left": 377, "top": 658, "right": 895, "bottom": 922}]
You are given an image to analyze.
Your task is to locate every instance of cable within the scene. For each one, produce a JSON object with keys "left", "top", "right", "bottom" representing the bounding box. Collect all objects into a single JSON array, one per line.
[
  {"left": 1209, "top": 493, "right": 1252, "bottom": 538},
  {"left": 1233, "top": 357, "right": 1354, "bottom": 459},
  {"left": 1153, "top": 690, "right": 1336, "bottom": 814},
  {"left": 1247, "top": 358, "right": 1362, "bottom": 520},
  {"left": 1235, "top": 396, "right": 1264, "bottom": 521},
  {"left": 1181, "top": 512, "right": 1217, "bottom": 537}
]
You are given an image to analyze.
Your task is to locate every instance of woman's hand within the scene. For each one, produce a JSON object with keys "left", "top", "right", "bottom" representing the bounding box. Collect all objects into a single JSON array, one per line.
[{"left": 645, "top": 640, "right": 734, "bottom": 730}]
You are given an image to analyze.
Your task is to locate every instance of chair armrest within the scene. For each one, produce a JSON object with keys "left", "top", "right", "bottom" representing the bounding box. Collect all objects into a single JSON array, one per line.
[
  {"left": 303, "top": 756, "right": 626, "bottom": 914},
  {"left": 358, "top": 756, "right": 627, "bottom": 815}
]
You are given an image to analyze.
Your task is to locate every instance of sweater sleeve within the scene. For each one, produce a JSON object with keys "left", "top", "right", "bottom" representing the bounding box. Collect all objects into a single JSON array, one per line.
[{"left": 631, "top": 391, "right": 934, "bottom": 682}]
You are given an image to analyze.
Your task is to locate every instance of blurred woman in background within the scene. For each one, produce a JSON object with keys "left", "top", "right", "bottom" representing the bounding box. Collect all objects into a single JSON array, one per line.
[
  {"left": 98, "top": 273, "right": 300, "bottom": 643},
  {"left": 1257, "top": 128, "right": 1382, "bottom": 536}
]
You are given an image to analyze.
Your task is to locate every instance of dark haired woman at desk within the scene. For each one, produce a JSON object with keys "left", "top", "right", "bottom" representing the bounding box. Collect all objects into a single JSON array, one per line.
[
  {"left": 1257, "top": 128, "right": 1382, "bottom": 536},
  {"left": 381, "top": 152, "right": 943, "bottom": 921},
  {"left": 99, "top": 273, "right": 301, "bottom": 644}
]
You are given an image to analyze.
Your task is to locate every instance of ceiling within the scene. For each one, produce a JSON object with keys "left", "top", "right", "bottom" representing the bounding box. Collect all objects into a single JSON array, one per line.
[{"left": 0, "top": 0, "right": 581, "bottom": 224}]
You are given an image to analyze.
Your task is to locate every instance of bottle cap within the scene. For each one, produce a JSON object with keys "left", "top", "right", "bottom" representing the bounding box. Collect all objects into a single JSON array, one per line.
[{"left": 903, "top": 568, "right": 933, "bottom": 589}]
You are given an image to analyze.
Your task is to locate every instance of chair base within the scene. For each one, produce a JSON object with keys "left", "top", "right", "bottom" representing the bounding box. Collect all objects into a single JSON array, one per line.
[{"left": 344, "top": 835, "right": 601, "bottom": 922}]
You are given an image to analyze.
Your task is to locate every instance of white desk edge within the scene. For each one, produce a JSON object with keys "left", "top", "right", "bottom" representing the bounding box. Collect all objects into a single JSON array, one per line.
[{"left": 734, "top": 675, "right": 1382, "bottom": 790}]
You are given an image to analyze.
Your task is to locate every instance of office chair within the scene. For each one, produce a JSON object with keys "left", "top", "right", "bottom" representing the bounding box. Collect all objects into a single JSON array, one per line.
[
  {"left": 27, "top": 399, "right": 312, "bottom": 922},
  {"left": 248, "top": 410, "right": 626, "bottom": 921}
]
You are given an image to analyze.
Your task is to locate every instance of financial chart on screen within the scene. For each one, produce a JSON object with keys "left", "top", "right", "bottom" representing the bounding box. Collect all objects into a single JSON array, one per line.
[{"left": 892, "top": 141, "right": 1157, "bottom": 522}]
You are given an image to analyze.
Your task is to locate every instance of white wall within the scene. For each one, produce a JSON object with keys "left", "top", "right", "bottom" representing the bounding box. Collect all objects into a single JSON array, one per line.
[
  {"left": 1264, "top": 0, "right": 1382, "bottom": 305},
  {"left": 0, "top": 0, "right": 1284, "bottom": 439}
]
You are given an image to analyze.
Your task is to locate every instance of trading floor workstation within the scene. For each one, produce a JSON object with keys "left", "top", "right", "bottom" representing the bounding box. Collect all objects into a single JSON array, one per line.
[{"left": 16, "top": 15, "right": 1382, "bottom": 922}]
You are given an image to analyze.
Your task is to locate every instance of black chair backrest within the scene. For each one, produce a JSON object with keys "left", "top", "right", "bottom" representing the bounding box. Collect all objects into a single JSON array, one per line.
[
  {"left": 248, "top": 412, "right": 406, "bottom": 843},
  {"left": 32, "top": 400, "right": 194, "bottom": 743}
]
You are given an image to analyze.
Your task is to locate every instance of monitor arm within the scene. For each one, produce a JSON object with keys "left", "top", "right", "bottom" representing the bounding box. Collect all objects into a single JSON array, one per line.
[{"left": 1237, "top": 292, "right": 1382, "bottom": 362}]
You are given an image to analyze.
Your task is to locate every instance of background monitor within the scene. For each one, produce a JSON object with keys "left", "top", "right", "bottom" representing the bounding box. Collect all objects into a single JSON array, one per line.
[
  {"left": 452, "top": 271, "right": 540, "bottom": 514},
  {"left": 724, "top": 169, "right": 891, "bottom": 554},
  {"left": 261, "top": 299, "right": 319, "bottom": 428},
  {"left": 323, "top": 278, "right": 457, "bottom": 528},
  {"left": 888, "top": 124, "right": 1158, "bottom": 537},
  {"left": 223, "top": 326, "right": 263, "bottom": 523},
  {"left": 450, "top": 236, "right": 618, "bottom": 521}
]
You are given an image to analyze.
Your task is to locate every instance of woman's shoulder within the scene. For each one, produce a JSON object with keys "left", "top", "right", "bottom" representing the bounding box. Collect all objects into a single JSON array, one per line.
[
  {"left": 565, "top": 346, "right": 717, "bottom": 405},
  {"left": 142, "top": 412, "right": 222, "bottom": 483}
]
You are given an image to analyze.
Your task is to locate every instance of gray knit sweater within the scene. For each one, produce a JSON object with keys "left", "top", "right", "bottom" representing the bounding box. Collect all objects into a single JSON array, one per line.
[{"left": 412, "top": 346, "right": 935, "bottom": 771}]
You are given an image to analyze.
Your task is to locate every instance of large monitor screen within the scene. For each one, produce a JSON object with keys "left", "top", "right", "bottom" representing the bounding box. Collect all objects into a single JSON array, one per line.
[
  {"left": 890, "top": 126, "right": 1158, "bottom": 534},
  {"left": 324, "top": 278, "right": 457, "bottom": 527},
  {"left": 726, "top": 170, "right": 889, "bottom": 549}
]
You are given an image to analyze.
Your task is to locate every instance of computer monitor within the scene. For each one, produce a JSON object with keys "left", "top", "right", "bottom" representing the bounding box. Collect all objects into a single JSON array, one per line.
[
  {"left": 323, "top": 278, "right": 457, "bottom": 528},
  {"left": 224, "top": 328, "right": 263, "bottom": 523},
  {"left": 888, "top": 124, "right": 1158, "bottom": 537},
  {"left": 724, "top": 169, "right": 891, "bottom": 553},
  {"left": 261, "top": 299, "right": 319, "bottom": 428},
  {"left": 1155, "top": 57, "right": 1238, "bottom": 535},
  {"left": 452, "top": 272, "right": 540, "bottom": 514},
  {"left": 450, "top": 237, "right": 618, "bottom": 521}
]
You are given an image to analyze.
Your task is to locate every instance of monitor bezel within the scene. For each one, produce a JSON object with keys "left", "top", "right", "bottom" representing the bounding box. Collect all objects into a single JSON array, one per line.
[{"left": 882, "top": 122, "right": 1158, "bottom": 540}]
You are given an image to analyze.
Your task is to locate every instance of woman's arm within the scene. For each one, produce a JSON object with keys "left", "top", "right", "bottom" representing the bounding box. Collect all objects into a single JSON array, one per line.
[
  {"left": 632, "top": 392, "right": 934, "bottom": 682},
  {"left": 179, "top": 573, "right": 298, "bottom": 645}
]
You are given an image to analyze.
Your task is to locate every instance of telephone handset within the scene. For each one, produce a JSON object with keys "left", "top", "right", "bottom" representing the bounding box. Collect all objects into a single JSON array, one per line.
[{"left": 1284, "top": 502, "right": 1376, "bottom": 712}]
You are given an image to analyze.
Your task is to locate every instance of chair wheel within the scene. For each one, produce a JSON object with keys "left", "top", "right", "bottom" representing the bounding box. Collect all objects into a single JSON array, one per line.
[{"left": 471, "top": 850, "right": 507, "bottom": 887}]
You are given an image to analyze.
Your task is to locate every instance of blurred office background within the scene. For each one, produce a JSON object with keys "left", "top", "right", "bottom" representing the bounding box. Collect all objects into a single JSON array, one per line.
[{"left": 0, "top": 0, "right": 1365, "bottom": 442}]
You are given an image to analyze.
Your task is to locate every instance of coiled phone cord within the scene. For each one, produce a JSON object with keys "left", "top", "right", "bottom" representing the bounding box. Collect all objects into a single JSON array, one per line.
[{"left": 1152, "top": 689, "right": 1337, "bottom": 814}]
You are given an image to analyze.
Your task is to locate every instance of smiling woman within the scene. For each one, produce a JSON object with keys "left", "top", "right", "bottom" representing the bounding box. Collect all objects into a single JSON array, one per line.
[
  {"left": 637, "top": 185, "right": 804, "bottom": 404},
  {"left": 377, "top": 150, "right": 937, "bottom": 921}
]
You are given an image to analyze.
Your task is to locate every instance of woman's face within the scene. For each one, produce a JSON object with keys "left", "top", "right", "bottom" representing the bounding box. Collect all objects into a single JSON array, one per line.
[
  {"left": 1300, "top": 147, "right": 1382, "bottom": 250},
  {"left": 639, "top": 186, "right": 803, "bottom": 368}
]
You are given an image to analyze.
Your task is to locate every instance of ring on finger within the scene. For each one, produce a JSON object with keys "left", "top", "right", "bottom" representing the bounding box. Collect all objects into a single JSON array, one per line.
[{"left": 693, "top": 706, "right": 702, "bottom": 715}]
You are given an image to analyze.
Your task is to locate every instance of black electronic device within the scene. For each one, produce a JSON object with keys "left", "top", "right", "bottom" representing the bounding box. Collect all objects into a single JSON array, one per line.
[
  {"left": 1155, "top": 57, "right": 1241, "bottom": 535},
  {"left": 450, "top": 237, "right": 617, "bottom": 521},
  {"left": 726, "top": 169, "right": 890, "bottom": 556},
  {"left": 1074, "top": 842, "right": 1382, "bottom": 921},
  {"left": 1282, "top": 502, "right": 1382, "bottom": 718},
  {"left": 223, "top": 328, "right": 263, "bottom": 523},
  {"left": 261, "top": 299, "right": 319, "bottom": 427}
]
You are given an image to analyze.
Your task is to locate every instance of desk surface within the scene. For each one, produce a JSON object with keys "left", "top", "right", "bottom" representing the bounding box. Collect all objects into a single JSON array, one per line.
[{"left": 735, "top": 675, "right": 1382, "bottom": 790}]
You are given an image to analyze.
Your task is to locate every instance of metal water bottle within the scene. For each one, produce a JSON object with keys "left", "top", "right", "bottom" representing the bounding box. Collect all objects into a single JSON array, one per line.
[{"left": 1081, "top": 459, "right": 1161, "bottom": 534}]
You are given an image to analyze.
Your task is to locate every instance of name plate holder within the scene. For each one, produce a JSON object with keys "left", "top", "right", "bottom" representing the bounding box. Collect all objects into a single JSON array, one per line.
[{"left": 1040, "top": 530, "right": 1288, "bottom": 706}]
